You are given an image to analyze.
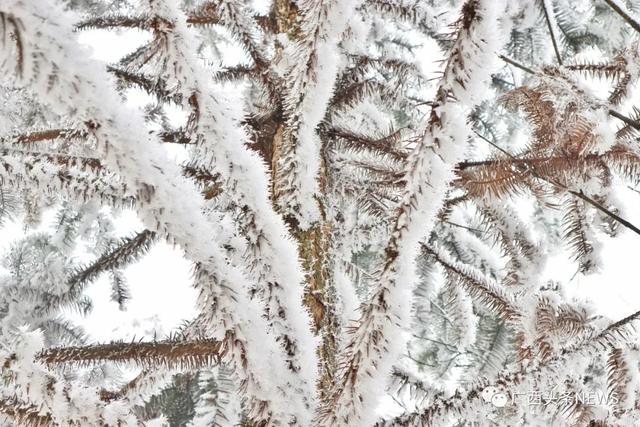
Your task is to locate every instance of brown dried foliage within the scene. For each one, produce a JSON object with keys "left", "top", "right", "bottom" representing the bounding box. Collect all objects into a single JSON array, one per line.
[{"left": 37, "top": 338, "right": 222, "bottom": 370}]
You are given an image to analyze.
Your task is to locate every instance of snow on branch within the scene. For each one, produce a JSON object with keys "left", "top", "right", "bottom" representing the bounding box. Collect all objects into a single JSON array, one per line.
[
  {"left": 41, "top": 230, "right": 158, "bottom": 316},
  {"left": 3, "top": 128, "right": 86, "bottom": 145},
  {"left": 0, "top": 153, "right": 133, "bottom": 208},
  {"left": 0, "top": 397, "right": 52, "bottom": 427},
  {"left": 275, "top": 0, "right": 361, "bottom": 228},
  {"left": 0, "top": 2, "right": 296, "bottom": 425},
  {"left": 37, "top": 338, "right": 221, "bottom": 369},
  {"left": 197, "top": 1, "right": 276, "bottom": 96},
  {"left": 376, "top": 308, "right": 640, "bottom": 426},
  {"left": 1, "top": 328, "right": 140, "bottom": 426},
  {"left": 421, "top": 244, "right": 520, "bottom": 321},
  {"left": 317, "top": 1, "right": 506, "bottom": 424},
  {"left": 130, "top": 0, "right": 318, "bottom": 421}
]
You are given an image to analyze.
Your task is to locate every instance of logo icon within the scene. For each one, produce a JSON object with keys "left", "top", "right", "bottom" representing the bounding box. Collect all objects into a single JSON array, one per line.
[{"left": 482, "top": 386, "right": 508, "bottom": 408}]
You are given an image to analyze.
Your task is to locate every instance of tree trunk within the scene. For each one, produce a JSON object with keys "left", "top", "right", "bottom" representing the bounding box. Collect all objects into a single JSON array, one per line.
[{"left": 268, "top": 0, "right": 339, "bottom": 404}]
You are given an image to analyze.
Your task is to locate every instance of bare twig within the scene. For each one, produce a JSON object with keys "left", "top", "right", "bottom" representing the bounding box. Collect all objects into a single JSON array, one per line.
[
  {"left": 603, "top": 0, "right": 640, "bottom": 34},
  {"left": 540, "top": 0, "right": 563, "bottom": 65}
]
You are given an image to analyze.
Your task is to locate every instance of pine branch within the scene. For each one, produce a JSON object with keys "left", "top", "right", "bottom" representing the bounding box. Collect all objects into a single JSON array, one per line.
[
  {"left": 390, "top": 367, "right": 434, "bottom": 402},
  {"left": 0, "top": 14, "right": 24, "bottom": 76},
  {"left": 212, "top": 65, "right": 255, "bottom": 83},
  {"left": 3, "top": 128, "right": 87, "bottom": 144},
  {"left": 0, "top": 154, "right": 133, "bottom": 208},
  {"left": 360, "top": 0, "right": 435, "bottom": 37},
  {"left": 540, "top": 0, "right": 563, "bottom": 65},
  {"left": 197, "top": 1, "right": 275, "bottom": 94},
  {"left": 421, "top": 244, "right": 520, "bottom": 320},
  {"left": 320, "top": 1, "right": 505, "bottom": 423},
  {"left": 326, "top": 125, "right": 407, "bottom": 161},
  {"left": 77, "top": 10, "right": 221, "bottom": 30},
  {"left": 603, "top": 0, "right": 640, "bottom": 34},
  {"left": 606, "top": 348, "right": 630, "bottom": 414},
  {"left": 2, "top": 134, "right": 222, "bottom": 192},
  {"left": 107, "top": 66, "right": 182, "bottom": 104},
  {"left": 608, "top": 109, "right": 640, "bottom": 130},
  {"left": 0, "top": 148, "right": 102, "bottom": 172},
  {"left": 376, "top": 308, "right": 640, "bottom": 426},
  {"left": 185, "top": 2, "right": 221, "bottom": 26},
  {"left": 37, "top": 338, "right": 222, "bottom": 369},
  {"left": 104, "top": 3, "right": 317, "bottom": 423},
  {"left": 585, "top": 308, "right": 640, "bottom": 350},
  {"left": 471, "top": 133, "right": 640, "bottom": 237},
  {"left": 498, "top": 55, "right": 640, "bottom": 129},
  {"left": 275, "top": 0, "right": 362, "bottom": 225},
  {"left": 59, "top": 230, "right": 157, "bottom": 310},
  {"left": 457, "top": 152, "right": 603, "bottom": 171},
  {"left": 0, "top": 397, "right": 52, "bottom": 427},
  {"left": 76, "top": 15, "right": 150, "bottom": 31},
  {"left": 568, "top": 189, "right": 640, "bottom": 235}
]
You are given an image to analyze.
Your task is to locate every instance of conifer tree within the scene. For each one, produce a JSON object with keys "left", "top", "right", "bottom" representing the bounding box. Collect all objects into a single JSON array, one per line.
[{"left": 2, "top": 0, "right": 640, "bottom": 426}]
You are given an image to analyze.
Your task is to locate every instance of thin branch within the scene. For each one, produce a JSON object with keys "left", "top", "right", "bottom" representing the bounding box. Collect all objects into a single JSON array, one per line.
[
  {"left": 498, "top": 54, "right": 536, "bottom": 75},
  {"left": 569, "top": 189, "right": 640, "bottom": 235},
  {"left": 0, "top": 397, "right": 52, "bottom": 427},
  {"left": 67, "top": 231, "right": 157, "bottom": 292},
  {"left": 608, "top": 108, "right": 640, "bottom": 130},
  {"left": 107, "top": 66, "right": 183, "bottom": 104},
  {"left": 421, "top": 244, "right": 520, "bottom": 320},
  {"left": 497, "top": 55, "right": 640, "bottom": 129},
  {"left": 474, "top": 133, "right": 640, "bottom": 237},
  {"left": 540, "top": 0, "right": 563, "bottom": 65},
  {"left": 603, "top": 0, "right": 640, "bottom": 34}
]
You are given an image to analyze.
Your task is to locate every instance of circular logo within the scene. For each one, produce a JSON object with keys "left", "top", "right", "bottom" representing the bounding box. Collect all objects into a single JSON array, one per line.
[{"left": 482, "top": 386, "right": 508, "bottom": 407}]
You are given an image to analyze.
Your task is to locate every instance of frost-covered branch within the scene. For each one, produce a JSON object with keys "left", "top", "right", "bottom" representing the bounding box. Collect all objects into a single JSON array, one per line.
[
  {"left": 420, "top": 244, "right": 520, "bottom": 320},
  {"left": 0, "top": 2, "right": 296, "bottom": 425},
  {"left": 0, "top": 397, "right": 52, "bottom": 427},
  {"left": 0, "top": 153, "right": 133, "bottom": 207},
  {"left": 37, "top": 338, "right": 221, "bottom": 369},
  {"left": 1, "top": 329, "right": 141, "bottom": 426},
  {"left": 275, "top": 0, "right": 361, "bottom": 227},
  {"left": 129, "top": 1, "right": 318, "bottom": 422},
  {"left": 318, "top": 1, "right": 506, "bottom": 424},
  {"left": 3, "top": 128, "right": 86, "bottom": 144},
  {"left": 376, "top": 308, "right": 640, "bottom": 426},
  {"left": 38, "top": 230, "right": 159, "bottom": 316}
]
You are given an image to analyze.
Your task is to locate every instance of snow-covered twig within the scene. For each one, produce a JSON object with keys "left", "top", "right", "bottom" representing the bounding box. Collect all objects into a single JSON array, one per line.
[
  {"left": 275, "top": 0, "right": 362, "bottom": 227},
  {"left": 0, "top": 2, "right": 295, "bottom": 425},
  {"left": 317, "top": 0, "right": 506, "bottom": 424}
]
